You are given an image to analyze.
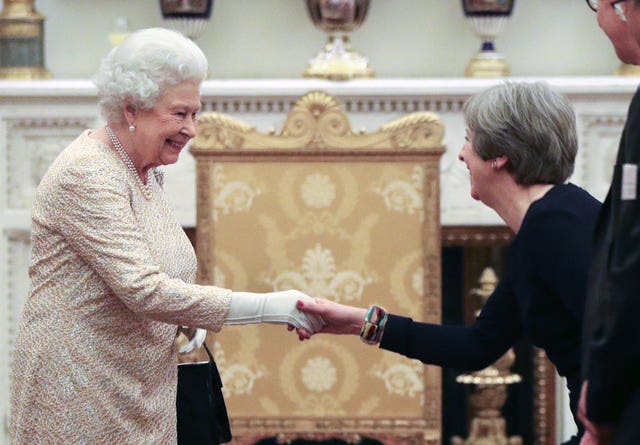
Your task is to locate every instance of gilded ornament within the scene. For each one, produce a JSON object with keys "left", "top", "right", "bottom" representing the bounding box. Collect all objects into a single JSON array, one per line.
[
  {"left": 461, "top": 0, "right": 516, "bottom": 78},
  {"left": 303, "top": 0, "right": 374, "bottom": 80},
  {"left": 452, "top": 267, "right": 522, "bottom": 445},
  {"left": 190, "top": 91, "right": 445, "bottom": 154},
  {"left": 0, "top": 0, "right": 50, "bottom": 79}
]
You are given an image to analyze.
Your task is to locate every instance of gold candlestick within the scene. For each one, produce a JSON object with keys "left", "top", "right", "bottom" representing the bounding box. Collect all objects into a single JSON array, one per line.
[
  {"left": 0, "top": 0, "right": 50, "bottom": 79},
  {"left": 451, "top": 267, "right": 523, "bottom": 445}
]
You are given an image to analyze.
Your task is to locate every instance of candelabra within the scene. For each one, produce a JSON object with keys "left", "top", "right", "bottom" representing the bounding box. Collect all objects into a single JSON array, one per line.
[{"left": 451, "top": 267, "right": 523, "bottom": 445}]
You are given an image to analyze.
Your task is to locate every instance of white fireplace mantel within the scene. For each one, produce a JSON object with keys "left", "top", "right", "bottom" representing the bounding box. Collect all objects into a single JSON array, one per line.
[
  {"left": 1, "top": 77, "right": 636, "bottom": 229},
  {"left": 0, "top": 77, "right": 637, "bottom": 444}
]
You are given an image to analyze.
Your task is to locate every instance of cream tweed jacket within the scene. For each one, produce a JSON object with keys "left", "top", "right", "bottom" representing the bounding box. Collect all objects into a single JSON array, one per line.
[{"left": 10, "top": 131, "right": 232, "bottom": 444}]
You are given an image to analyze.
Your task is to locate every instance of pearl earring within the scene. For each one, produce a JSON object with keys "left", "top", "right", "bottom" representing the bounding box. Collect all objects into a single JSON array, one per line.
[{"left": 129, "top": 124, "right": 136, "bottom": 133}]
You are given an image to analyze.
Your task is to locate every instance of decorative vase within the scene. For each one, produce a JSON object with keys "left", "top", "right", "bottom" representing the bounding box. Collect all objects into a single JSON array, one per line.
[
  {"left": 461, "top": 0, "right": 515, "bottom": 78},
  {"left": 303, "top": 0, "right": 373, "bottom": 81},
  {"left": 159, "top": 0, "right": 214, "bottom": 40},
  {"left": 0, "top": 0, "right": 50, "bottom": 79},
  {"left": 616, "top": 63, "right": 640, "bottom": 76}
]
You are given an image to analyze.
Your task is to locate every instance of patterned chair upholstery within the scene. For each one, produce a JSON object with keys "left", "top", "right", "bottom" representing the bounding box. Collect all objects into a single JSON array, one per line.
[{"left": 190, "top": 90, "right": 445, "bottom": 445}]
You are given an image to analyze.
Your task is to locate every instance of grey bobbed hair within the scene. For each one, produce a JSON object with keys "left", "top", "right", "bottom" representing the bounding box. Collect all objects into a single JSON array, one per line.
[{"left": 463, "top": 81, "right": 577, "bottom": 185}]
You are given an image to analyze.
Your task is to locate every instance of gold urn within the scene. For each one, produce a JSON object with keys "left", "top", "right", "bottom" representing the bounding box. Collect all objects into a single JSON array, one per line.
[
  {"left": 0, "top": 0, "right": 50, "bottom": 79},
  {"left": 303, "top": 0, "right": 374, "bottom": 80}
]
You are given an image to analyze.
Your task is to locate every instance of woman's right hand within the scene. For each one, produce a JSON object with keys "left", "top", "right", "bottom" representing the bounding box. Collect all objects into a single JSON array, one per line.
[{"left": 294, "top": 297, "right": 368, "bottom": 337}]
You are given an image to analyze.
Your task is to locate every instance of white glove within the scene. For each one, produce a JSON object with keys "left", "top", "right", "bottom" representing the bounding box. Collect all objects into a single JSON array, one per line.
[
  {"left": 224, "top": 290, "right": 324, "bottom": 333},
  {"left": 177, "top": 327, "right": 207, "bottom": 353}
]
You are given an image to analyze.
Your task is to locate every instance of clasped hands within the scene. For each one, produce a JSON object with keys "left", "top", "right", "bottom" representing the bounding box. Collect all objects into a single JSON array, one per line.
[
  {"left": 225, "top": 289, "right": 324, "bottom": 333},
  {"left": 226, "top": 292, "right": 367, "bottom": 340},
  {"left": 224, "top": 289, "right": 367, "bottom": 341},
  {"left": 287, "top": 297, "right": 368, "bottom": 341},
  {"left": 180, "top": 294, "right": 360, "bottom": 354},
  {"left": 179, "top": 290, "right": 325, "bottom": 354},
  {"left": 225, "top": 293, "right": 367, "bottom": 340}
]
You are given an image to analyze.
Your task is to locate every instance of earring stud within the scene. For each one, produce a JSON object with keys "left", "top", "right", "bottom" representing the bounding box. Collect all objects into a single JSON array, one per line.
[{"left": 129, "top": 124, "right": 135, "bottom": 133}]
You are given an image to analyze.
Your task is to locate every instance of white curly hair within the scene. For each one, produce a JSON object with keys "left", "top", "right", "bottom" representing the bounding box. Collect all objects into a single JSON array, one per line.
[{"left": 93, "top": 27, "right": 208, "bottom": 123}]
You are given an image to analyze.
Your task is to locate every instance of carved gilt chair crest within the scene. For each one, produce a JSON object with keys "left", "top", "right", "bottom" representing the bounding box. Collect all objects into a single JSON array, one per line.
[{"left": 190, "top": 91, "right": 445, "bottom": 445}]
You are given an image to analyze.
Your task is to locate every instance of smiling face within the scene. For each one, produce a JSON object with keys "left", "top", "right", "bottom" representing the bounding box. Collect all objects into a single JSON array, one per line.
[
  {"left": 458, "top": 128, "right": 494, "bottom": 202},
  {"left": 130, "top": 80, "right": 201, "bottom": 169}
]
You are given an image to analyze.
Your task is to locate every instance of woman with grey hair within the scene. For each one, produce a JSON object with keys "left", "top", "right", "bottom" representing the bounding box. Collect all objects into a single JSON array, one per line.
[
  {"left": 295, "top": 82, "right": 599, "bottom": 445},
  {"left": 10, "top": 28, "right": 322, "bottom": 444}
]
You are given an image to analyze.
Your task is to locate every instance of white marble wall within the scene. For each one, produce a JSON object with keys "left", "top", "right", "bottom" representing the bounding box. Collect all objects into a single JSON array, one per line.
[{"left": 0, "top": 77, "right": 636, "bottom": 444}]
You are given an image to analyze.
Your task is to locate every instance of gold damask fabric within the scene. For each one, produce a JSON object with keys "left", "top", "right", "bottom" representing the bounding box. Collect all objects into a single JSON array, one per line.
[
  {"left": 191, "top": 91, "right": 444, "bottom": 444},
  {"left": 11, "top": 131, "right": 231, "bottom": 444},
  {"left": 210, "top": 162, "right": 435, "bottom": 414}
]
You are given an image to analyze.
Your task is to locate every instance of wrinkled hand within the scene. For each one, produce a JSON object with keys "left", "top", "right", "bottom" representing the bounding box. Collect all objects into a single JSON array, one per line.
[
  {"left": 578, "top": 381, "right": 616, "bottom": 445},
  {"left": 287, "top": 297, "right": 368, "bottom": 341}
]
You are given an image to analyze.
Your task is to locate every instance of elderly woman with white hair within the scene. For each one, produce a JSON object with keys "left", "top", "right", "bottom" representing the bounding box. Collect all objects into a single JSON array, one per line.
[
  {"left": 295, "top": 81, "right": 600, "bottom": 445},
  {"left": 10, "top": 28, "right": 322, "bottom": 444}
]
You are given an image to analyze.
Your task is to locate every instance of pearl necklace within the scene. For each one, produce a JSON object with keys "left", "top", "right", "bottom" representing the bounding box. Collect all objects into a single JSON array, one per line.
[{"left": 105, "top": 126, "right": 153, "bottom": 199}]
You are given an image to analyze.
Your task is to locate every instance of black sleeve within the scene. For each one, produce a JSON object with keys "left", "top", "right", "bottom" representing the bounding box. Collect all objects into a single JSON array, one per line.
[
  {"left": 379, "top": 277, "right": 522, "bottom": 370},
  {"left": 585, "top": 92, "right": 640, "bottom": 423},
  {"left": 524, "top": 211, "right": 592, "bottom": 323}
]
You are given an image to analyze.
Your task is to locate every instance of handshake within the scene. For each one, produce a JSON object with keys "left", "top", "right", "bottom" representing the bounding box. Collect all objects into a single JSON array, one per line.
[
  {"left": 179, "top": 290, "right": 325, "bottom": 353},
  {"left": 224, "top": 289, "right": 325, "bottom": 333},
  {"left": 179, "top": 292, "right": 368, "bottom": 353}
]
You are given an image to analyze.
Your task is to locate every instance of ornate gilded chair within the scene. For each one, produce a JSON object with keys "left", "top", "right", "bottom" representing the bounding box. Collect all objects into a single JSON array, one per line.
[{"left": 190, "top": 91, "right": 445, "bottom": 445}]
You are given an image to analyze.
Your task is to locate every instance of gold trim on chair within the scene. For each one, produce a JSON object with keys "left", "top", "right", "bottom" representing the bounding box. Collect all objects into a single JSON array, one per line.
[{"left": 191, "top": 91, "right": 444, "bottom": 155}]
